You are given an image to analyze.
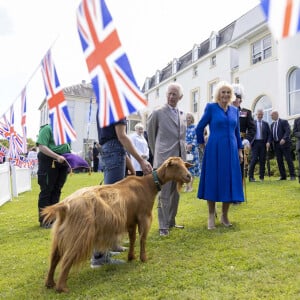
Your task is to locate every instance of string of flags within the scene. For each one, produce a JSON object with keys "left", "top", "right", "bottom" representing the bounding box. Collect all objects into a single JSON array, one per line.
[{"left": 0, "top": 0, "right": 147, "bottom": 166}]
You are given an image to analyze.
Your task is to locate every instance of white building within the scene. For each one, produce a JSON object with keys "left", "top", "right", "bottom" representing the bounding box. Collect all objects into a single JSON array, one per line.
[{"left": 142, "top": 5, "right": 300, "bottom": 126}]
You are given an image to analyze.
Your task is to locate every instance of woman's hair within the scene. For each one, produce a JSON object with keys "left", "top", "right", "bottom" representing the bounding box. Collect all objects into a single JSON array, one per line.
[
  {"left": 213, "top": 81, "right": 234, "bottom": 104},
  {"left": 186, "top": 112, "right": 195, "bottom": 124}
]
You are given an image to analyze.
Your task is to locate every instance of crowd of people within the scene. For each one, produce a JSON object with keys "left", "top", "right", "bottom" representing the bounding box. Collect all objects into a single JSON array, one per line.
[{"left": 35, "top": 80, "right": 300, "bottom": 266}]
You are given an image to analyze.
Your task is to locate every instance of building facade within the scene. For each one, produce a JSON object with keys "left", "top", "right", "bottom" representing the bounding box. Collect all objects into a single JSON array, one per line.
[{"left": 142, "top": 5, "right": 300, "bottom": 126}]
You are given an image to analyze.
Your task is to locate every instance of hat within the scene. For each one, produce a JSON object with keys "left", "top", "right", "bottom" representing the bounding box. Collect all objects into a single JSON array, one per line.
[{"left": 232, "top": 83, "right": 245, "bottom": 99}]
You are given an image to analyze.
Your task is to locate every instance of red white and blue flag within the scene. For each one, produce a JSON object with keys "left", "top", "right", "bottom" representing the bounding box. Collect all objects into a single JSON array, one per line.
[
  {"left": 8, "top": 105, "right": 24, "bottom": 158},
  {"left": 0, "top": 114, "right": 10, "bottom": 140},
  {"left": 0, "top": 144, "right": 8, "bottom": 163},
  {"left": 77, "top": 0, "right": 147, "bottom": 128},
  {"left": 41, "top": 50, "right": 77, "bottom": 145},
  {"left": 260, "top": 0, "right": 300, "bottom": 39},
  {"left": 21, "top": 88, "right": 27, "bottom": 153}
]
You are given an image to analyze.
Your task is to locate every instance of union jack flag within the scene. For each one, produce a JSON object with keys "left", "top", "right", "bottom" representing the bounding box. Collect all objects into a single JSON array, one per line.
[
  {"left": 41, "top": 50, "right": 77, "bottom": 145},
  {"left": 0, "top": 144, "right": 8, "bottom": 162},
  {"left": 7, "top": 106, "right": 24, "bottom": 158},
  {"left": 21, "top": 88, "right": 27, "bottom": 153},
  {"left": 77, "top": 0, "right": 147, "bottom": 128},
  {"left": 0, "top": 114, "right": 10, "bottom": 140},
  {"left": 260, "top": 0, "right": 300, "bottom": 39}
]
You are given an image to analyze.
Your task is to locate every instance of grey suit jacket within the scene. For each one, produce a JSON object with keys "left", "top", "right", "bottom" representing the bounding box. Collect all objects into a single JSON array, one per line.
[{"left": 146, "top": 104, "right": 186, "bottom": 168}]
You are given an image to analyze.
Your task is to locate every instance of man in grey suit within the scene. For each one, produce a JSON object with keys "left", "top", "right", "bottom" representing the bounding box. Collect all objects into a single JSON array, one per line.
[{"left": 147, "top": 82, "right": 187, "bottom": 236}]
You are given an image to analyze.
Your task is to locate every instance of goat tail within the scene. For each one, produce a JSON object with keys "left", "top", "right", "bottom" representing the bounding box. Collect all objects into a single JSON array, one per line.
[{"left": 41, "top": 202, "right": 68, "bottom": 225}]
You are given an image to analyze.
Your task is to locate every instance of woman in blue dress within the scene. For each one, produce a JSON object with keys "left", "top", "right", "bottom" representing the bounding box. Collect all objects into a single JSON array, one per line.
[
  {"left": 185, "top": 113, "right": 200, "bottom": 192},
  {"left": 196, "top": 81, "right": 244, "bottom": 230}
]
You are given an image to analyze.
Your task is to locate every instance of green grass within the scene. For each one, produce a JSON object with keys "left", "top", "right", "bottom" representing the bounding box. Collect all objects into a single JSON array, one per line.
[{"left": 0, "top": 172, "right": 300, "bottom": 299}]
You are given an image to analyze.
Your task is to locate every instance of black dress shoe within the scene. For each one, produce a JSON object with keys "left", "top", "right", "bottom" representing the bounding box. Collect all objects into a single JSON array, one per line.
[
  {"left": 290, "top": 176, "right": 296, "bottom": 181},
  {"left": 249, "top": 178, "right": 256, "bottom": 182},
  {"left": 278, "top": 177, "right": 286, "bottom": 180}
]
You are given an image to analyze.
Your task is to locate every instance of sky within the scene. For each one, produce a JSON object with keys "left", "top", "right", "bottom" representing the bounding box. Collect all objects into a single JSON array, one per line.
[{"left": 0, "top": 0, "right": 260, "bottom": 140}]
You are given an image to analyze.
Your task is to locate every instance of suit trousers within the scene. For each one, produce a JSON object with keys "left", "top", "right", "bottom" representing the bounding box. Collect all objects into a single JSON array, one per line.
[
  {"left": 158, "top": 181, "right": 179, "bottom": 229},
  {"left": 249, "top": 140, "right": 266, "bottom": 179},
  {"left": 273, "top": 142, "right": 295, "bottom": 178}
]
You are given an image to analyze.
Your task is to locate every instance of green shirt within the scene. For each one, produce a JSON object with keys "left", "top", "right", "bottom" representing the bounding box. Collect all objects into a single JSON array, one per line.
[{"left": 36, "top": 124, "right": 71, "bottom": 154}]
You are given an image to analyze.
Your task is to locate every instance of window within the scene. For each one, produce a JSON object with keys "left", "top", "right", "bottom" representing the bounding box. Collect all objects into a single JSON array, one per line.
[
  {"left": 253, "top": 96, "right": 272, "bottom": 124},
  {"left": 193, "top": 66, "right": 198, "bottom": 77},
  {"left": 155, "top": 70, "right": 160, "bottom": 85},
  {"left": 288, "top": 68, "right": 300, "bottom": 115},
  {"left": 251, "top": 34, "right": 272, "bottom": 65},
  {"left": 155, "top": 88, "right": 159, "bottom": 98},
  {"left": 172, "top": 59, "right": 178, "bottom": 74},
  {"left": 145, "top": 78, "right": 150, "bottom": 91},
  {"left": 210, "top": 32, "right": 218, "bottom": 50},
  {"left": 191, "top": 89, "right": 199, "bottom": 113},
  {"left": 208, "top": 81, "right": 218, "bottom": 102},
  {"left": 193, "top": 45, "right": 199, "bottom": 62},
  {"left": 210, "top": 55, "right": 216, "bottom": 67}
]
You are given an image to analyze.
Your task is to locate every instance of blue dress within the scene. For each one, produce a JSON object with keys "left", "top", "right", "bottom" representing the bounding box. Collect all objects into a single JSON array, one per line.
[
  {"left": 186, "top": 124, "right": 200, "bottom": 177},
  {"left": 196, "top": 103, "right": 244, "bottom": 203}
]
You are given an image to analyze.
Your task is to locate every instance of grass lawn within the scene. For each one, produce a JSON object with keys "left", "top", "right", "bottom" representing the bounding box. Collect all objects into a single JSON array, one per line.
[{"left": 0, "top": 172, "right": 299, "bottom": 299}]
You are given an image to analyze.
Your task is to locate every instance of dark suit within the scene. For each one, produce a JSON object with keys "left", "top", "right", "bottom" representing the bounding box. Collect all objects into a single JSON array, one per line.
[
  {"left": 293, "top": 117, "right": 300, "bottom": 152},
  {"left": 270, "top": 118, "right": 295, "bottom": 179},
  {"left": 292, "top": 117, "right": 300, "bottom": 181},
  {"left": 249, "top": 120, "right": 271, "bottom": 180},
  {"left": 238, "top": 107, "right": 256, "bottom": 178},
  {"left": 239, "top": 108, "right": 256, "bottom": 142}
]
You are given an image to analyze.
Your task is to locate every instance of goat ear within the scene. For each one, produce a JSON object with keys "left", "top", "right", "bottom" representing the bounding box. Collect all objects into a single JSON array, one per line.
[
  {"left": 185, "top": 162, "right": 194, "bottom": 168},
  {"left": 167, "top": 157, "right": 174, "bottom": 167}
]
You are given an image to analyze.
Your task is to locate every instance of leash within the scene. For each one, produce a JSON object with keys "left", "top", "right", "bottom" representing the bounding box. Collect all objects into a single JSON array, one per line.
[{"left": 152, "top": 170, "right": 162, "bottom": 191}]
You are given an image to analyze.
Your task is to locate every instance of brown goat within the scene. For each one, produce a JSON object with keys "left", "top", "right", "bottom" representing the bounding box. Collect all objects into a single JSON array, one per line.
[{"left": 41, "top": 157, "right": 192, "bottom": 293}]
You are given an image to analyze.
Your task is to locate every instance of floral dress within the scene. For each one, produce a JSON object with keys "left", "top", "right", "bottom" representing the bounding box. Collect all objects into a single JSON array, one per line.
[{"left": 186, "top": 124, "right": 200, "bottom": 177}]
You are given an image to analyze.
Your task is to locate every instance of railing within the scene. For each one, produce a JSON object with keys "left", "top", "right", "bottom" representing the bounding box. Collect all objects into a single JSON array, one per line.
[
  {"left": 0, "top": 163, "right": 12, "bottom": 206},
  {"left": 0, "top": 163, "right": 32, "bottom": 206}
]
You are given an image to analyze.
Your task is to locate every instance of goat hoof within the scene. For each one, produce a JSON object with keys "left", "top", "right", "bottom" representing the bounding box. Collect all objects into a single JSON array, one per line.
[
  {"left": 45, "top": 279, "right": 55, "bottom": 289},
  {"left": 55, "top": 286, "right": 69, "bottom": 293},
  {"left": 128, "top": 254, "right": 136, "bottom": 261}
]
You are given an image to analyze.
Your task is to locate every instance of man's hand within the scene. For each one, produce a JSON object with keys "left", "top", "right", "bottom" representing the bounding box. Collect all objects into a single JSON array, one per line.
[
  {"left": 141, "top": 160, "right": 152, "bottom": 175},
  {"left": 57, "top": 155, "right": 67, "bottom": 164}
]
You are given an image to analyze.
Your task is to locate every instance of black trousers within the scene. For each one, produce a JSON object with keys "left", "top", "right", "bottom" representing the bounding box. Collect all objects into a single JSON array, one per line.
[
  {"left": 273, "top": 142, "right": 295, "bottom": 179},
  {"left": 93, "top": 157, "right": 99, "bottom": 172},
  {"left": 37, "top": 152, "right": 68, "bottom": 223},
  {"left": 249, "top": 140, "right": 266, "bottom": 179}
]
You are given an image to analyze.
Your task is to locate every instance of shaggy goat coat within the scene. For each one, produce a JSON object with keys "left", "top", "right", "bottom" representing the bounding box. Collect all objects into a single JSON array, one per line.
[{"left": 42, "top": 157, "right": 192, "bottom": 293}]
